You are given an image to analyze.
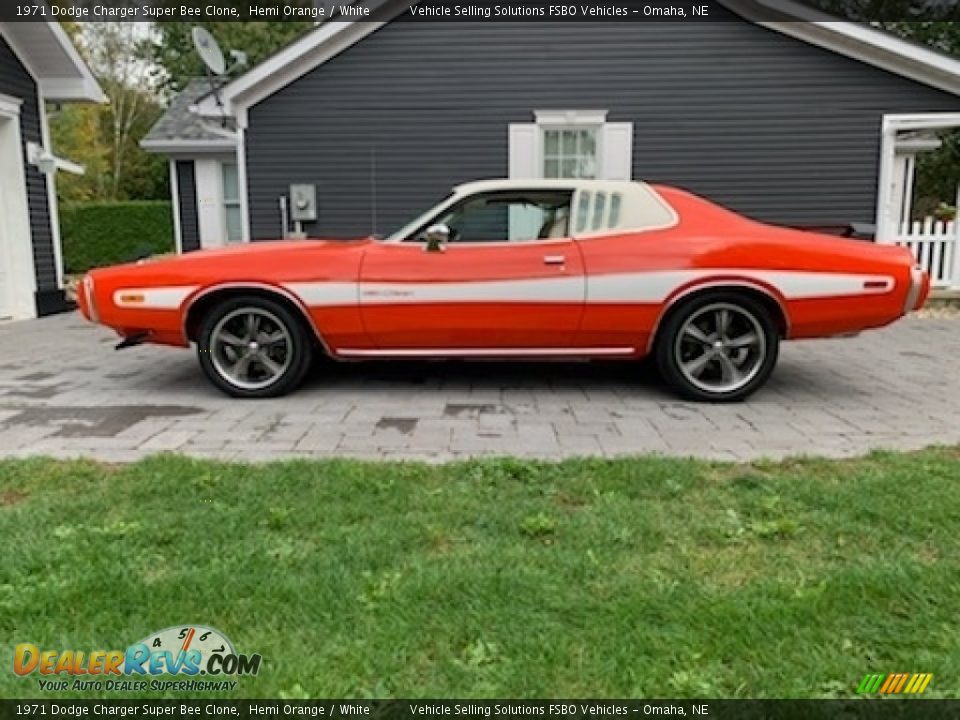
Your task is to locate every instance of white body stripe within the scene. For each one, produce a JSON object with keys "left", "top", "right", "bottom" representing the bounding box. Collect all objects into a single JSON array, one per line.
[
  {"left": 586, "top": 270, "right": 894, "bottom": 303},
  {"left": 283, "top": 282, "right": 357, "bottom": 306},
  {"left": 292, "top": 270, "right": 894, "bottom": 306},
  {"left": 356, "top": 277, "right": 585, "bottom": 304},
  {"left": 113, "top": 286, "right": 198, "bottom": 310},
  {"left": 117, "top": 271, "right": 895, "bottom": 312}
]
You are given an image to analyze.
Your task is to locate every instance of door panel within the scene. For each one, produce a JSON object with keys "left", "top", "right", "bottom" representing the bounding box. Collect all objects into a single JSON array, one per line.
[{"left": 358, "top": 241, "right": 585, "bottom": 350}]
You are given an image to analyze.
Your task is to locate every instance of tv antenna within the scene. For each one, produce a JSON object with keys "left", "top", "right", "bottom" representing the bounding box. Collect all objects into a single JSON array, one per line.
[
  {"left": 192, "top": 26, "right": 226, "bottom": 76},
  {"left": 191, "top": 27, "right": 248, "bottom": 126}
]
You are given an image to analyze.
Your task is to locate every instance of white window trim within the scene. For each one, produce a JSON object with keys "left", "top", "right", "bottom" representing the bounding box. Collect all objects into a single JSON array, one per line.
[
  {"left": 534, "top": 109, "right": 608, "bottom": 127},
  {"left": 37, "top": 89, "right": 63, "bottom": 290},
  {"left": 169, "top": 160, "right": 183, "bottom": 254},
  {"left": 220, "top": 160, "right": 242, "bottom": 244},
  {"left": 875, "top": 112, "right": 960, "bottom": 242},
  {"left": 237, "top": 125, "right": 251, "bottom": 242}
]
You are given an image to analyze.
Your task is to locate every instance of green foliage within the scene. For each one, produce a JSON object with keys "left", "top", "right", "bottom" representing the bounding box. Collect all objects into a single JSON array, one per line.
[
  {"left": 915, "top": 131, "right": 960, "bottom": 215},
  {"left": 59, "top": 201, "right": 174, "bottom": 273},
  {"left": 519, "top": 511, "right": 558, "bottom": 538},
  {"left": 151, "top": 20, "right": 314, "bottom": 93},
  {"left": 50, "top": 101, "right": 169, "bottom": 203},
  {"left": 2, "top": 448, "right": 960, "bottom": 698},
  {"left": 50, "top": 23, "right": 168, "bottom": 202},
  {"left": 800, "top": 1, "right": 960, "bottom": 27}
]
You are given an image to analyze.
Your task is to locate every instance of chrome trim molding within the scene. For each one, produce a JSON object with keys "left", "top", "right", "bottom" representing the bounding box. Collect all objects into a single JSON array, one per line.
[
  {"left": 904, "top": 264, "right": 924, "bottom": 314},
  {"left": 645, "top": 280, "right": 791, "bottom": 354},
  {"left": 181, "top": 282, "right": 335, "bottom": 356},
  {"left": 336, "top": 347, "right": 637, "bottom": 358}
]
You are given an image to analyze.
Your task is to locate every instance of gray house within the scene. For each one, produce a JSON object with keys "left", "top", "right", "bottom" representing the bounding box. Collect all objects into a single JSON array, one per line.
[
  {"left": 142, "top": 0, "right": 960, "bottom": 285},
  {"left": 0, "top": 22, "right": 104, "bottom": 321}
]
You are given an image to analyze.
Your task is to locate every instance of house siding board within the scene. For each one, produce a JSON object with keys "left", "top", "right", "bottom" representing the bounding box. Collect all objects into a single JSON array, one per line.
[
  {"left": 0, "top": 35, "right": 57, "bottom": 293},
  {"left": 176, "top": 160, "right": 201, "bottom": 252},
  {"left": 246, "top": 15, "right": 960, "bottom": 239}
]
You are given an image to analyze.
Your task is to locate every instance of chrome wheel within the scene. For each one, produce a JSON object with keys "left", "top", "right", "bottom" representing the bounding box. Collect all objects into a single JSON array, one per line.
[
  {"left": 209, "top": 307, "right": 293, "bottom": 391},
  {"left": 674, "top": 302, "right": 766, "bottom": 394}
]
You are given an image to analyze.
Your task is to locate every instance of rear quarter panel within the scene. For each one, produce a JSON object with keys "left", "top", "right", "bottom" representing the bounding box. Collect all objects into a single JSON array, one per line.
[{"left": 576, "top": 186, "right": 914, "bottom": 350}]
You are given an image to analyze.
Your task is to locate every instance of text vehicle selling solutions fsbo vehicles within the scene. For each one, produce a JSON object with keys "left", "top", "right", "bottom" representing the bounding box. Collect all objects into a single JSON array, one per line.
[{"left": 77, "top": 179, "right": 929, "bottom": 402}]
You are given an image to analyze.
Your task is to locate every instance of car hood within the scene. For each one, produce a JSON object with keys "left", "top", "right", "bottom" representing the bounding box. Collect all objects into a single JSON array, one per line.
[
  {"left": 89, "top": 237, "right": 369, "bottom": 279},
  {"left": 142, "top": 237, "right": 367, "bottom": 263}
]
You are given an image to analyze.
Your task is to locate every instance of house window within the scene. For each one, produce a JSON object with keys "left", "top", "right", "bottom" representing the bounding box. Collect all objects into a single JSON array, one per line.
[
  {"left": 509, "top": 111, "right": 633, "bottom": 182},
  {"left": 543, "top": 128, "right": 598, "bottom": 179},
  {"left": 221, "top": 162, "right": 242, "bottom": 243}
]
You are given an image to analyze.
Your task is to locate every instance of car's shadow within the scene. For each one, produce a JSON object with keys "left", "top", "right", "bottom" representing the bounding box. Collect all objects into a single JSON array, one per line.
[
  {"left": 301, "top": 357, "right": 665, "bottom": 392},
  {"left": 115, "top": 348, "right": 864, "bottom": 402}
]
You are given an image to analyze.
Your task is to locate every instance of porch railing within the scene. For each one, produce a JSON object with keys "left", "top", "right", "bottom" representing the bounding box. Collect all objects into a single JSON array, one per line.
[{"left": 893, "top": 217, "right": 960, "bottom": 289}]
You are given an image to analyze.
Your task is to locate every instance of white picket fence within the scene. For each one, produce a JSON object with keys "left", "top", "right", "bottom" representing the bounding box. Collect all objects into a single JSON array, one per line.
[{"left": 893, "top": 217, "right": 960, "bottom": 289}]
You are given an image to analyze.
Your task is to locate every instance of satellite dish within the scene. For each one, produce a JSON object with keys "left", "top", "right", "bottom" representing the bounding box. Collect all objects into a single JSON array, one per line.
[{"left": 192, "top": 27, "right": 226, "bottom": 76}]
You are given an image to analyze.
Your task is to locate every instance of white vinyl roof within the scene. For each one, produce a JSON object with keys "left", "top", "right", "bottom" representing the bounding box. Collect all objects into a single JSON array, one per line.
[
  {"left": 386, "top": 178, "right": 679, "bottom": 242},
  {"left": 453, "top": 178, "right": 641, "bottom": 194}
]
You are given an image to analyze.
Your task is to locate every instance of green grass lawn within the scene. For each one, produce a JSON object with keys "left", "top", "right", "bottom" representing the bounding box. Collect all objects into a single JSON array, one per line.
[{"left": 2, "top": 449, "right": 959, "bottom": 699}]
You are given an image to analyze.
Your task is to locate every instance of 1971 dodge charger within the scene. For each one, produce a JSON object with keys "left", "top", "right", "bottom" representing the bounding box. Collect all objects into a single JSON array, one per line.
[{"left": 77, "top": 179, "right": 929, "bottom": 402}]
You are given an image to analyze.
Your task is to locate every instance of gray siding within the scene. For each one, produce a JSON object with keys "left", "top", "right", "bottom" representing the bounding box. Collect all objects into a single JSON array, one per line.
[
  {"left": 175, "top": 160, "right": 201, "bottom": 252},
  {"left": 0, "top": 34, "right": 60, "bottom": 310},
  {"left": 247, "top": 14, "right": 960, "bottom": 239}
]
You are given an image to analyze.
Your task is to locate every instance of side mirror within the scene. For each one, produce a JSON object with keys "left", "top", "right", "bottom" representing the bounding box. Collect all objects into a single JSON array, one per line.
[{"left": 424, "top": 223, "right": 450, "bottom": 252}]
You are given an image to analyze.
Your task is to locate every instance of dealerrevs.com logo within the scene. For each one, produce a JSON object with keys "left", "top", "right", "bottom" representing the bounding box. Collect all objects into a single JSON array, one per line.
[{"left": 13, "top": 624, "right": 262, "bottom": 692}]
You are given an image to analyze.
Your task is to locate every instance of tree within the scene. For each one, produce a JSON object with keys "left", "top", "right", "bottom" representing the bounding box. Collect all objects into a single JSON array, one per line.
[
  {"left": 152, "top": 21, "right": 314, "bottom": 93},
  {"left": 798, "top": 0, "right": 960, "bottom": 26},
  {"left": 51, "top": 22, "right": 168, "bottom": 202}
]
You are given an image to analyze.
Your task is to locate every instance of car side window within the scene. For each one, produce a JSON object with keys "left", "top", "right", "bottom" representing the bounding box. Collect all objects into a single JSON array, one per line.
[
  {"left": 575, "top": 191, "right": 591, "bottom": 233},
  {"left": 407, "top": 190, "right": 573, "bottom": 243},
  {"left": 592, "top": 192, "right": 607, "bottom": 231}
]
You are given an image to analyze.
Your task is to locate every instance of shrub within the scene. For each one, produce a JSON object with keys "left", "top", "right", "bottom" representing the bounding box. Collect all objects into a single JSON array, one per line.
[{"left": 60, "top": 201, "right": 175, "bottom": 274}]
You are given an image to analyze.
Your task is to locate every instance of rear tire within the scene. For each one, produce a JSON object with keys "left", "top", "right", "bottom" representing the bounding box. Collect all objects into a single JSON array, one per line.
[
  {"left": 655, "top": 291, "right": 779, "bottom": 402},
  {"left": 197, "top": 296, "right": 313, "bottom": 398}
]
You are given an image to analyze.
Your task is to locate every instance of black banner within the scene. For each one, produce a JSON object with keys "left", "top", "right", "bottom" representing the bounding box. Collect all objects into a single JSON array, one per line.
[
  {"left": 2, "top": 700, "right": 960, "bottom": 720},
  {"left": 1, "top": 0, "right": 959, "bottom": 23}
]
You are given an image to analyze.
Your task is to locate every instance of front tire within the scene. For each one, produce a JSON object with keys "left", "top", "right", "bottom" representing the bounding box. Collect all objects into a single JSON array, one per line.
[
  {"left": 655, "top": 292, "right": 779, "bottom": 402},
  {"left": 197, "top": 296, "right": 313, "bottom": 398}
]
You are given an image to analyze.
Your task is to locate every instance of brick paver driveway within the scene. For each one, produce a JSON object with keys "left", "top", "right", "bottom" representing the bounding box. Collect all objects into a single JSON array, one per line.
[{"left": 0, "top": 312, "right": 957, "bottom": 462}]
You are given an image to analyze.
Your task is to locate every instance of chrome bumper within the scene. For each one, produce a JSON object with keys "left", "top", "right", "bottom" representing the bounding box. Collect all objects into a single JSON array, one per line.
[
  {"left": 903, "top": 264, "right": 924, "bottom": 314},
  {"left": 82, "top": 275, "right": 99, "bottom": 322}
]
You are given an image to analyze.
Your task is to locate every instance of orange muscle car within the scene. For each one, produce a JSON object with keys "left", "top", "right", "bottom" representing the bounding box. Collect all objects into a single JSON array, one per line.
[{"left": 78, "top": 179, "right": 929, "bottom": 401}]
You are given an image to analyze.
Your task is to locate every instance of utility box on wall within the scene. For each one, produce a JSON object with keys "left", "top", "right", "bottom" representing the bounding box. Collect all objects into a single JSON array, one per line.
[{"left": 289, "top": 184, "right": 317, "bottom": 222}]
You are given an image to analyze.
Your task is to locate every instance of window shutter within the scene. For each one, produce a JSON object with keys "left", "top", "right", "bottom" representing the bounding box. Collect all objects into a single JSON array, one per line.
[
  {"left": 601, "top": 122, "right": 633, "bottom": 181},
  {"left": 508, "top": 123, "right": 539, "bottom": 179}
]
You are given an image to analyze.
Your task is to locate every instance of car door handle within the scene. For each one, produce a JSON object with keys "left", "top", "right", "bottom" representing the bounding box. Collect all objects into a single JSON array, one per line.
[{"left": 543, "top": 255, "right": 566, "bottom": 265}]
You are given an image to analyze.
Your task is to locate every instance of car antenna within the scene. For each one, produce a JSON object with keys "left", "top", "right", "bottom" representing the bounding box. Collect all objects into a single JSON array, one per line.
[{"left": 370, "top": 146, "right": 378, "bottom": 237}]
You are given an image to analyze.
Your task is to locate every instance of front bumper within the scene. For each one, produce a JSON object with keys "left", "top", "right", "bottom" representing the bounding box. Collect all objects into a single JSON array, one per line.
[
  {"left": 77, "top": 274, "right": 98, "bottom": 322},
  {"left": 904, "top": 264, "right": 930, "bottom": 314}
]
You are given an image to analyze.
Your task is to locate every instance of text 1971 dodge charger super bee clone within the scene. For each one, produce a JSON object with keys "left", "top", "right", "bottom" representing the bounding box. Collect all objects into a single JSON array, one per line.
[{"left": 77, "top": 179, "right": 929, "bottom": 402}]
